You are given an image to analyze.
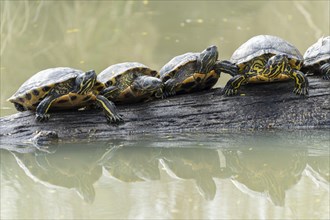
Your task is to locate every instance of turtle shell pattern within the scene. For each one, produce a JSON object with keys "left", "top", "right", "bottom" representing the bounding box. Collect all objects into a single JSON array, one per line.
[
  {"left": 303, "top": 36, "right": 330, "bottom": 67},
  {"left": 231, "top": 35, "right": 303, "bottom": 76},
  {"left": 159, "top": 52, "right": 199, "bottom": 82},
  {"left": 98, "top": 62, "right": 159, "bottom": 90},
  {"left": 8, "top": 67, "right": 93, "bottom": 110}
]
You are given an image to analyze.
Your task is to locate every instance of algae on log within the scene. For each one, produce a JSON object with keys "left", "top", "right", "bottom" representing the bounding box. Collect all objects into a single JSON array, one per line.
[{"left": 0, "top": 76, "right": 329, "bottom": 146}]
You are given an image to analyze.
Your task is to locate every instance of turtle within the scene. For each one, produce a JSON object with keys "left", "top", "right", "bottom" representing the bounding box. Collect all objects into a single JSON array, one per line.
[
  {"left": 97, "top": 62, "right": 163, "bottom": 103},
  {"left": 222, "top": 35, "right": 309, "bottom": 96},
  {"left": 159, "top": 45, "right": 237, "bottom": 97},
  {"left": 7, "top": 67, "right": 123, "bottom": 123},
  {"left": 302, "top": 36, "right": 330, "bottom": 80}
]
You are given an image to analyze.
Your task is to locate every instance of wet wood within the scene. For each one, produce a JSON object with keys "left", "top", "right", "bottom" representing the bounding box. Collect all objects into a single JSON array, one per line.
[{"left": 0, "top": 76, "right": 329, "bottom": 146}]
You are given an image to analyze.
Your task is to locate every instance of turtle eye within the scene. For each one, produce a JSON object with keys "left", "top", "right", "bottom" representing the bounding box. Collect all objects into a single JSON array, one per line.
[{"left": 106, "top": 81, "right": 113, "bottom": 86}]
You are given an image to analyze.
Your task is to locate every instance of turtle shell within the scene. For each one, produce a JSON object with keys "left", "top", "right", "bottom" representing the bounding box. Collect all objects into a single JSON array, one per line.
[
  {"left": 159, "top": 52, "right": 199, "bottom": 81},
  {"left": 8, "top": 67, "right": 83, "bottom": 108},
  {"left": 98, "top": 62, "right": 159, "bottom": 87},
  {"left": 231, "top": 35, "right": 303, "bottom": 66},
  {"left": 303, "top": 36, "right": 330, "bottom": 67}
]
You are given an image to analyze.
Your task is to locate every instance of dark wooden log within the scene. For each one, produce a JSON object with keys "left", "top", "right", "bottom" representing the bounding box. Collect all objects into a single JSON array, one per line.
[{"left": 1, "top": 76, "right": 329, "bottom": 146}]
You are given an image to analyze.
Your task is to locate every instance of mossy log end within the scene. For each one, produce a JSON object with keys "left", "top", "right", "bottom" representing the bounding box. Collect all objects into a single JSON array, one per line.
[{"left": 1, "top": 76, "right": 329, "bottom": 146}]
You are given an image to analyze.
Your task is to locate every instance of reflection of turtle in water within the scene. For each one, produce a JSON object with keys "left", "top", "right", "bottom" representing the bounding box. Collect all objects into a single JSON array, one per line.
[
  {"left": 100, "top": 146, "right": 161, "bottom": 182},
  {"left": 223, "top": 35, "right": 308, "bottom": 96},
  {"left": 223, "top": 147, "right": 307, "bottom": 206},
  {"left": 160, "top": 148, "right": 230, "bottom": 200},
  {"left": 10, "top": 144, "right": 107, "bottom": 204},
  {"left": 99, "top": 146, "right": 231, "bottom": 201},
  {"left": 302, "top": 36, "right": 330, "bottom": 80},
  {"left": 7, "top": 67, "right": 122, "bottom": 123}
]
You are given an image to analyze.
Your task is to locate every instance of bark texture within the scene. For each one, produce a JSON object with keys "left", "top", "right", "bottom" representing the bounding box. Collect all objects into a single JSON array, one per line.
[{"left": 0, "top": 76, "right": 329, "bottom": 146}]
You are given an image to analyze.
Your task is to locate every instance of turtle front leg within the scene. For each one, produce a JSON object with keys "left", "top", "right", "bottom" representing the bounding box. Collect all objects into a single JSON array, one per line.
[
  {"left": 320, "top": 63, "right": 330, "bottom": 80},
  {"left": 99, "top": 86, "right": 119, "bottom": 99},
  {"left": 163, "top": 79, "right": 177, "bottom": 98},
  {"left": 95, "top": 95, "right": 123, "bottom": 123},
  {"left": 36, "top": 94, "right": 61, "bottom": 122},
  {"left": 289, "top": 70, "right": 309, "bottom": 96},
  {"left": 214, "top": 60, "right": 238, "bottom": 77},
  {"left": 164, "top": 73, "right": 204, "bottom": 97},
  {"left": 223, "top": 75, "right": 248, "bottom": 96}
]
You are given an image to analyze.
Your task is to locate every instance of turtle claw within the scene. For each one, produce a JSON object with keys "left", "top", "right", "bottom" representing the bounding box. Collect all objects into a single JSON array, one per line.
[
  {"left": 322, "top": 75, "right": 330, "bottom": 80},
  {"left": 36, "top": 114, "right": 50, "bottom": 122},
  {"left": 223, "top": 88, "right": 238, "bottom": 96},
  {"left": 106, "top": 114, "right": 124, "bottom": 124},
  {"left": 293, "top": 88, "right": 298, "bottom": 95},
  {"left": 161, "top": 92, "right": 168, "bottom": 99},
  {"left": 293, "top": 87, "right": 308, "bottom": 96},
  {"left": 162, "top": 90, "right": 176, "bottom": 99}
]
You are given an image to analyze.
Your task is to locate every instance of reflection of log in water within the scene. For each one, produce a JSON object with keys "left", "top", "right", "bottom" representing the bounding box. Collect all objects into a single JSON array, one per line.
[
  {"left": 0, "top": 77, "right": 329, "bottom": 146},
  {"left": 2, "top": 135, "right": 328, "bottom": 205}
]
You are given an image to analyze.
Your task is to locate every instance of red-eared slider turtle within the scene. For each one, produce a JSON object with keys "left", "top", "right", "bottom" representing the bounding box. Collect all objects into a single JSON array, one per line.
[
  {"left": 97, "top": 62, "right": 163, "bottom": 103},
  {"left": 223, "top": 35, "right": 308, "bottom": 96},
  {"left": 8, "top": 67, "right": 123, "bottom": 123},
  {"left": 303, "top": 36, "right": 330, "bottom": 80},
  {"left": 159, "top": 45, "right": 237, "bottom": 97}
]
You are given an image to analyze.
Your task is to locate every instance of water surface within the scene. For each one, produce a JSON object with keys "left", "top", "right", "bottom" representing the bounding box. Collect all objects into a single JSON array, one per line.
[
  {"left": 1, "top": 1, "right": 329, "bottom": 116},
  {"left": 1, "top": 131, "right": 329, "bottom": 219}
]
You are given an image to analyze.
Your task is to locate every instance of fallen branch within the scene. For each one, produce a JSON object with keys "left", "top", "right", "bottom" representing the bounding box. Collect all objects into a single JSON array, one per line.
[{"left": 0, "top": 76, "right": 329, "bottom": 146}]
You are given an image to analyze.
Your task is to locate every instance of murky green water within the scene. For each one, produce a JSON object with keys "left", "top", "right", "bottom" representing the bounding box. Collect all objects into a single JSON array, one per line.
[
  {"left": 1, "top": 1, "right": 329, "bottom": 116},
  {"left": 1, "top": 1, "right": 329, "bottom": 219},
  {"left": 1, "top": 131, "right": 329, "bottom": 219}
]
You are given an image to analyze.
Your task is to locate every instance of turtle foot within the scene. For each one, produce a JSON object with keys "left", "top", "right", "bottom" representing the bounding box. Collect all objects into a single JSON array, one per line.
[
  {"left": 106, "top": 114, "right": 124, "bottom": 124},
  {"left": 322, "top": 74, "right": 330, "bottom": 80},
  {"left": 293, "top": 87, "right": 309, "bottom": 96},
  {"left": 222, "top": 86, "right": 238, "bottom": 96},
  {"left": 162, "top": 90, "right": 176, "bottom": 99},
  {"left": 35, "top": 114, "right": 50, "bottom": 122}
]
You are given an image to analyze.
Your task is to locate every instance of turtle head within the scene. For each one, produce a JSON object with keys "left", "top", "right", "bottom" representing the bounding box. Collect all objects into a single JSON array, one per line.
[
  {"left": 74, "top": 70, "right": 97, "bottom": 94},
  {"left": 198, "top": 45, "right": 219, "bottom": 73},
  {"left": 131, "top": 76, "right": 164, "bottom": 98},
  {"left": 265, "top": 54, "right": 291, "bottom": 76}
]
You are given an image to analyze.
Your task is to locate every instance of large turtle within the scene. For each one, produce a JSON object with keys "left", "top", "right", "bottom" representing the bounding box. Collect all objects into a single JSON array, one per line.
[
  {"left": 303, "top": 36, "right": 330, "bottom": 80},
  {"left": 159, "top": 45, "right": 237, "bottom": 97},
  {"left": 7, "top": 67, "right": 123, "bottom": 123},
  {"left": 97, "top": 62, "right": 163, "bottom": 103},
  {"left": 223, "top": 35, "right": 309, "bottom": 96}
]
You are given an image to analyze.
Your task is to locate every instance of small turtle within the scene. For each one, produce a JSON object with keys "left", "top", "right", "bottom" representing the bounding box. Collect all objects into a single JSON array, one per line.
[
  {"left": 159, "top": 45, "right": 237, "bottom": 97},
  {"left": 223, "top": 35, "right": 309, "bottom": 96},
  {"left": 7, "top": 67, "right": 123, "bottom": 123},
  {"left": 303, "top": 36, "right": 330, "bottom": 80},
  {"left": 97, "top": 62, "right": 163, "bottom": 103}
]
